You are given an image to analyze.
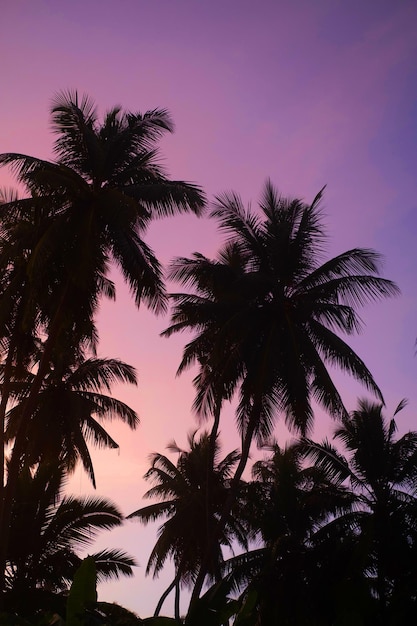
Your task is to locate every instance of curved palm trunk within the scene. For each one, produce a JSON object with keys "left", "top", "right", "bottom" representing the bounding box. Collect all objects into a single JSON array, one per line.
[
  {"left": 188, "top": 399, "right": 223, "bottom": 618},
  {"left": 154, "top": 571, "right": 181, "bottom": 617},
  {"left": 187, "top": 407, "right": 259, "bottom": 619},
  {"left": 207, "top": 399, "right": 222, "bottom": 463}
]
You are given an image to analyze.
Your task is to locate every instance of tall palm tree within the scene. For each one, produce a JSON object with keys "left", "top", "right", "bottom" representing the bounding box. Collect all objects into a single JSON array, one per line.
[
  {"left": 127, "top": 432, "right": 247, "bottom": 621},
  {"left": 0, "top": 89, "right": 205, "bottom": 427},
  {"left": 302, "top": 399, "right": 417, "bottom": 622},
  {"left": 0, "top": 189, "right": 73, "bottom": 602},
  {"left": 163, "top": 181, "right": 399, "bottom": 606},
  {"left": 5, "top": 461, "right": 136, "bottom": 617},
  {"left": 0, "top": 90, "right": 205, "bottom": 589}
]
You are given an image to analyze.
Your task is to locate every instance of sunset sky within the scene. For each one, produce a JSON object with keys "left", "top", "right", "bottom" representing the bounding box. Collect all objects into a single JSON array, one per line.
[{"left": 2, "top": 0, "right": 417, "bottom": 616}]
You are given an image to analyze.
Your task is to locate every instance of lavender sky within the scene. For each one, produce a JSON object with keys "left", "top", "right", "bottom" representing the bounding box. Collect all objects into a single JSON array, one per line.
[{"left": 2, "top": 0, "right": 417, "bottom": 616}]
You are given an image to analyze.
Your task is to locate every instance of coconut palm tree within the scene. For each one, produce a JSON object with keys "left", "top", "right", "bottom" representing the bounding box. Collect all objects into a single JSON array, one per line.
[
  {"left": 0, "top": 90, "right": 206, "bottom": 591},
  {"left": 166, "top": 182, "right": 398, "bottom": 446},
  {"left": 302, "top": 399, "right": 417, "bottom": 623},
  {"left": 5, "top": 356, "right": 138, "bottom": 488},
  {"left": 1, "top": 352, "right": 138, "bottom": 614},
  {"left": 0, "top": 89, "right": 205, "bottom": 428},
  {"left": 219, "top": 442, "right": 358, "bottom": 625},
  {"left": 0, "top": 192, "right": 72, "bottom": 602},
  {"left": 128, "top": 432, "right": 247, "bottom": 621},
  {"left": 5, "top": 461, "right": 136, "bottom": 617},
  {"left": 163, "top": 181, "right": 399, "bottom": 606}
]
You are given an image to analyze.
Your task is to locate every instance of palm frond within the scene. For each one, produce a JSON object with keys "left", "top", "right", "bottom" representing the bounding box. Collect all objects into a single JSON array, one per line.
[
  {"left": 299, "top": 438, "right": 352, "bottom": 485},
  {"left": 79, "top": 392, "right": 139, "bottom": 428},
  {"left": 109, "top": 225, "right": 167, "bottom": 312},
  {"left": 91, "top": 549, "right": 136, "bottom": 582},
  {"left": 66, "top": 357, "right": 137, "bottom": 390},
  {"left": 126, "top": 179, "right": 205, "bottom": 217},
  {"left": 307, "top": 320, "right": 384, "bottom": 402},
  {"left": 127, "top": 500, "right": 177, "bottom": 523},
  {"left": 47, "top": 495, "right": 123, "bottom": 548}
]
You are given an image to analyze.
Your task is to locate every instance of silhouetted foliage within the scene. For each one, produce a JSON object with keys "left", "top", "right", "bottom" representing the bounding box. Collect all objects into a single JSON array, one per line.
[{"left": 5, "top": 463, "right": 135, "bottom": 617}]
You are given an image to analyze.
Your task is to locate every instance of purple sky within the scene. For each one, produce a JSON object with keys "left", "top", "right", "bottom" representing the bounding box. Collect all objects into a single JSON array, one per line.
[{"left": 2, "top": 0, "right": 417, "bottom": 616}]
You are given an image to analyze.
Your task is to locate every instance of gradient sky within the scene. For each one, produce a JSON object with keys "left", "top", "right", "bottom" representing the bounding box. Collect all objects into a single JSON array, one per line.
[{"left": 2, "top": 0, "right": 417, "bottom": 616}]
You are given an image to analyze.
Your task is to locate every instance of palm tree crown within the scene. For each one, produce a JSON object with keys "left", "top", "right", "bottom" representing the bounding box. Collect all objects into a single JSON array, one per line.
[
  {"left": 6, "top": 461, "right": 135, "bottom": 613},
  {"left": 0, "top": 90, "right": 206, "bottom": 319},
  {"left": 164, "top": 182, "right": 399, "bottom": 612},
  {"left": 302, "top": 399, "right": 417, "bottom": 618},
  {"left": 164, "top": 182, "right": 399, "bottom": 440},
  {"left": 223, "top": 442, "right": 355, "bottom": 625},
  {"left": 5, "top": 356, "right": 138, "bottom": 487},
  {"left": 128, "top": 432, "right": 246, "bottom": 617}
]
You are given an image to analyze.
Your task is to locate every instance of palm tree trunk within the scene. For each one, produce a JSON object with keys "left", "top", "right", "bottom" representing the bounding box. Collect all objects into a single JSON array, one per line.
[
  {"left": 0, "top": 346, "right": 16, "bottom": 607},
  {"left": 0, "top": 283, "right": 71, "bottom": 598},
  {"left": 0, "top": 335, "right": 17, "bottom": 497},
  {"left": 375, "top": 515, "right": 388, "bottom": 620},
  {"left": 154, "top": 573, "right": 180, "bottom": 616},
  {"left": 207, "top": 399, "right": 222, "bottom": 462},
  {"left": 188, "top": 400, "right": 223, "bottom": 618},
  {"left": 187, "top": 407, "right": 259, "bottom": 618},
  {"left": 174, "top": 575, "right": 181, "bottom": 622},
  {"left": 205, "top": 401, "right": 222, "bottom": 566},
  {"left": 0, "top": 285, "right": 31, "bottom": 501}
]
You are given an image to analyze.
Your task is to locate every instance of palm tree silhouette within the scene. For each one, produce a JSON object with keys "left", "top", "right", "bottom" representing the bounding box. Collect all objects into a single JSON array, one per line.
[
  {"left": 0, "top": 189, "right": 61, "bottom": 492},
  {"left": 0, "top": 89, "right": 205, "bottom": 422},
  {"left": 6, "top": 461, "right": 135, "bottom": 617},
  {"left": 221, "top": 442, "right": 354, "bottom": 625},
  {"left": 163, "top": 181, "right": 399, "bottom": 607},
  {"left": 128, "top": 432, "right": 246, "bottom": 621},
  {"left": 0, "top": 90, "right": 206, "bottom": 590},
  {"left": 5, "top": 356, "right": 138, "bottom": 488},
  {"left": 302, "top": 399, "right": 417, "bottom": 622}
]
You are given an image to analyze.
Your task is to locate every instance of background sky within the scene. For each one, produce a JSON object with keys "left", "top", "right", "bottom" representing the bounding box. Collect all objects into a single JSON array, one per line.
[{"left": 2, "top": 0, "right": 417, "bottom": 617}]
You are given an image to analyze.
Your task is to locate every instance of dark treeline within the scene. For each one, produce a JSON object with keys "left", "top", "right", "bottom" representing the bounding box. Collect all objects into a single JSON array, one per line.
[{"left": 0, "top": 92, "right": 414, "bottom": 625}]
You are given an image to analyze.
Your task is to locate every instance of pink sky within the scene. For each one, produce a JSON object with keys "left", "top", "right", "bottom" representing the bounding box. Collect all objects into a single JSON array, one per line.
[{"left": 2, "top": 0, "right": 417, "bottom": 616}]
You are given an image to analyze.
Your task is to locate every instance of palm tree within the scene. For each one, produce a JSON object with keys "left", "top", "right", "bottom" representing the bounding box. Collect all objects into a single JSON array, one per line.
[
  {"left": 0, "top": 90, "right": 205, "bottom": 589},
  {"left": 5, "top": 356, "right": 138, "bottom": 488},
  {"left": 128, "top": 432, "right": 247, "bottom": 621},
  {"left": 220, "top": 442, "right": 357, "bottom": 625},
  {"left": 0, "top": 89, "right": 205, "bottom": 425},
  {"left": 302, "top": 399, "right": 417, "bottom": 623},
  {"left": 163, "top": 181, "right": 399, "bottom": 606},
  {"left": 5, "top": 461, "right": 136, "bottom": 617}
]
